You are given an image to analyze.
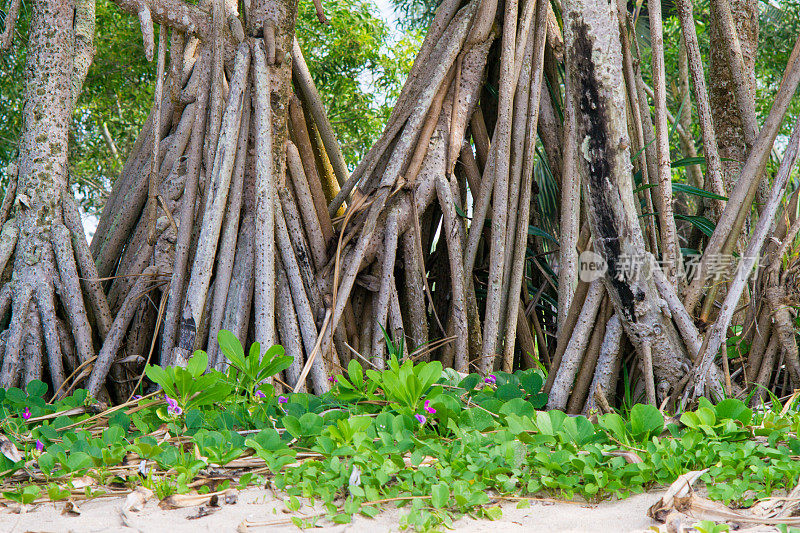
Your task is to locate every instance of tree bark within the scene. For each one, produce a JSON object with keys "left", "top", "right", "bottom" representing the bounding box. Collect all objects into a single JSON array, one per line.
[{"left": 563, "top": 0, "right": 690, "bottom": 397}]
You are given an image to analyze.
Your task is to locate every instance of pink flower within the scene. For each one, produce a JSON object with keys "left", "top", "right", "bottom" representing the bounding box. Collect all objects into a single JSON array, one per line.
[
  {"left": 278, "top": 396, "right": 288, "bottom": 404},
  {"left": 328, "top": 376, "right": 338, "bottom": 383},
  {"left": 254, "top": 390, "right": 267, "bottom": 399},
  {"left": 164, "top": 394, "right": 182, "bottom": 416},
  {"left": 22, "top": 407, "right": 30, "bottom": 420},
  {"left": 35, "top": 440, "right": 44, "bottom": 452},
  {"left": 414, "top": 414, "right": 426, "bottom": 425},
  {"left": 423, "top": 400, "right": 436, "bottom": 414},
  {"left": 484, "top": 374, "right": 497, "bottom": 385}
]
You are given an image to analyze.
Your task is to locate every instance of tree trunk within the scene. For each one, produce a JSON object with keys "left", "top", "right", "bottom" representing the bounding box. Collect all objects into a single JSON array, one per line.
[
  {"left": 0, "top": 0, "right": 111, "bottom": 399},
  {"left": 562, "top": 0, "right": 690, "bottom": 398}
]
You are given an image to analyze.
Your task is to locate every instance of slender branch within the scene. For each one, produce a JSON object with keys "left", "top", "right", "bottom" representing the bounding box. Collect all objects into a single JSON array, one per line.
[
  {"left": 692, "top": 114, "right": 800, "bottom": 397},
  {"left": 111, "top": 0, "right": 211, "bottom": 38},
  {"left": 0, "top": 0, "right": 21, "bottom": 50},
  {"left": 683, "top": 34, "right": 800, "bottom": 313},
  {"left": 292, "top": 38, "right": 349, "bottom": 192},
  {"left": 648, "top": 0, "right": 681, "bottom": 285}
]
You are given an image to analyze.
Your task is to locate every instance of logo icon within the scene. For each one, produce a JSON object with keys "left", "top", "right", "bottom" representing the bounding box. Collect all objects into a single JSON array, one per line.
[{"left": 578, "top": 250, "right": 607, "bottom": 282}]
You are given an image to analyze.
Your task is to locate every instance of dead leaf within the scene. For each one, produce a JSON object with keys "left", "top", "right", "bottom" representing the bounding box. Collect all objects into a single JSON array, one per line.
[
  {"left": 62, "top": 500, "right": 81, "bottom": 516},
  {"left": 123, "top": 486, "right": 153, "bottom": 512},
  {"left": 648, "top": 469, "right": 707, "bottom": 522},
  {"left": 402, "top": 454, "right": 437, "bottom": 469},
  {"left": 187, "top": 505, "right": 218, "bottom": 520},
  {"left": 601, "top": 449, "right": 643, "bottom": 464},
  {"left": 159, "top": 489, "right": 237, "bottom": 510},
  {"left": 649, "top": 470, "right": 800, "bottom": 528},
  {"left": 0, "top": 433, "right": 23, "bottom": 463},
  {"left": 69, "top": 475, "right": 95, "bottom": 489}
]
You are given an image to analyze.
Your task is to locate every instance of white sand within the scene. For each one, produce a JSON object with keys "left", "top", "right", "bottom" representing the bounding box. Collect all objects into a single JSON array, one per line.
[{"left": 0, "top": 488, "right": 663, "bottom": 532}]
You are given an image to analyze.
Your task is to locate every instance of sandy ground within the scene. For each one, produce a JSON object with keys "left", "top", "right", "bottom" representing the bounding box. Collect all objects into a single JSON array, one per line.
[{"left": 0, "top": 487, "right": 664, "bottom": 532}]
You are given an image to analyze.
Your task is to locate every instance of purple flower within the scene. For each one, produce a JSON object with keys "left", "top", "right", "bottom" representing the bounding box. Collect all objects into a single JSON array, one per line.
[
  {"left": 254, "top": 390, "right": 267, "bottom": 399},
  {"left": 328, "top": 376, "right": 338, "bottom": 383},
  {"left": 423, "top": 400, "right": 436, "bottom": 414},
  {"left": 278, "top": 396, "right": 288, "bottom": 404},
  {"left": 35, "top": 440, "right": 44, "bottom": 452},
  {"left": 484, "top": 374, "right": 497, "bottom": 385},
  {"left": 22, "top": 407, "right": 30, "bottom": 420},
  {"left": 414, "top": 414, "right": 427, "bottom": 425},
  {"left": 164, "top": 394, "right": 182, "bottom": 416}
]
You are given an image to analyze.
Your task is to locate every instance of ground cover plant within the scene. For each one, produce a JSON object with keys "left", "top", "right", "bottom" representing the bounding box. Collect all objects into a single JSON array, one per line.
[{"left": 1, "top": 333, "right": 800, "bottom": 530}]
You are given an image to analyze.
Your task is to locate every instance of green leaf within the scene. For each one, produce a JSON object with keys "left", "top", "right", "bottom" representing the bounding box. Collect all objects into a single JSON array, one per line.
[
  {"left": 714, "top": 399, "right": 752, "bottom": 425},
  {"left": 144, "top": 365, "right": 178, "bottom": 400},
  {"left": 496, "top": 383, "right": 524, "bottom": 401},
  {"left": 186, "top": 350, "right": 208, "bottom": 379},
  {"left": 26, "top": 380, "right": 48, "bottom": 398},
  {"left": 528, "top": 226, "right": 559, "bottom": 245},
  {"left": 674, "top": 214, "right": 717, "bottom": 237},
  {"left": 431, "top": 483, "right": 449, "bottom": 508},
  {"left": 671, "top": 156, "right": 706, "bottom": 168},
  {"left": 629, "top": 404, "right": 664, "bottom": 438},
  {"left": 217, "top": 330, "right": 246, "bottom": 371},
  {"left": 348, "top": 359, "right": 364, "bottom": 389},
  {"left": 672, "top": 182, "right": 728, "bottom": 201}
]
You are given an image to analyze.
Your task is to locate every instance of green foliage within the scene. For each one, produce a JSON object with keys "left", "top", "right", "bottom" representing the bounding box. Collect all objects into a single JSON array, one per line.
[
  {"left": 144, "top": 350, "right": 232, "bottom": 412},
  {"left": 4, "top": 352, "right": 800, "bottom": 529},
  {"left": 217, "top": 330, "right": 292, "bottom": 398}
]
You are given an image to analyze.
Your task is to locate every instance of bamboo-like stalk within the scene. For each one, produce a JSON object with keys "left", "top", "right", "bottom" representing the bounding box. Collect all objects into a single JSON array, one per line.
[
  {"left": 401, "top": 229, "right": 428, "bottom": 355},
  {"left": 291, "top": 38, "right": 349, "bottom": 190},
  {"left": 372, "top": 207, "right": 400, "bottom": 368},
  {"left": 207, "top": 87, "right": 251, "bottom": 367},
  {"left": 0, "top": 220, "right": 17, "bottom": 280},
  {"left": 0, "top": 284, "right": 32, "bottom": 388},
  {"left": 23, "top": 309, "right": 44, "bottom": 386},
  {"left": 674, "top": 0, "right": 726, "bottom": 211},
  {"left": 288, "top": 96, "right": 335, "bottom": 245},
  {"left": 328, "top": 0, "right": 475, "bottom": 215},
  {"left": 647, "top": 0, "right": 681, "bottom": 286},
  {"left": 148, "top": 26, "right": 167, "bottom": 245},
  {"left": 183, "top": 43, "right": 249, "bottom": 335},
  {"left": 480, "top": 0, "right": 517, "bottom": 371},
  {"left": 502, "top": 0, "right": 548, "bottom": 370},
  {"left": 286, "top": 141, "right": 328, "bottom": 270},
  {"left": 582, "top": 314, "right": 623, "bottom": 415},
  {"left": 691, "top": 115, "right": 800, "bottom": 397},
  {"left": 51, "top": 225, "right": 95, "bottom": 366},
  {"left": 547, "top": 280, "right": 604, "bottom": 411},
  {"left": 86, "top": 266, "right": 159, "bottom": 396},
  {"left": 323, "top": 5, "right": 474, "bottom": 359},
  {"left": 709, "top": 0, "right": 758, "bottom": 150},
  {"left": 0, "top": 173, "right": 16, "bottom": 229},
  {"left": 751, "top": 334, "right": 779, "bottom": 406},
  {"left": 35, "top": 283, "right": 65, "bottom": 391},
  {"left": 252, "top": 40, "right": 277, "bottom": 350},
  {"left": 276, "top": 263, "right": 305, "bottom": 390},
  {"left": 567, "top": 300, "right": 611, "bottom": 414},
  {"left": 275, "top": 203, "right": 330, "bottom": 394},
  {"left": 557, "top": 53, "right": 579, "bottom": 334},
  {"left": 160, "top": 51, "right": 211, "bottom": 364},
  {"left": 546, "top": 279, "right": 590, "bottom": 391},
  {"left": 435, "top": 172, "right": 469, "bottom": 371},
  {"left": 499, "top": 24, "right": 535, "bottom": 345},
  {"left": 683, "top": 34, "right": 800, "bottom": 314}
]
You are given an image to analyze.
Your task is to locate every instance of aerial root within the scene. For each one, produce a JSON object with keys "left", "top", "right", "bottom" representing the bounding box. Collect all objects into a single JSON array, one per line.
[
  {"left": 0, "top": 282, "right": 34, "bottom": 388},
  {"left": 87, "top": 266, "right": 160, "bottom": 397}
]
